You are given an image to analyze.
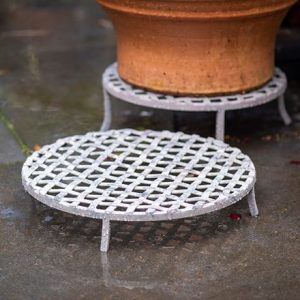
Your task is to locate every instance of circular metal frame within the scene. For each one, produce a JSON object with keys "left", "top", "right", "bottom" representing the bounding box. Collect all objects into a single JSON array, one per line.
[
  {"left": 22, "top": 129, "right": 258, "bottom": 251},
  {"left": 103, "top": 63, "right": 287, "bottom": 111},
  {"left": 101, "top": 63, "right": 291, "bottom": 140}
]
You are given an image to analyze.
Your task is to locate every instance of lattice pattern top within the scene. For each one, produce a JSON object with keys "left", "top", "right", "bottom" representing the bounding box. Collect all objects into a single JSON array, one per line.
[
  {"left": 22, "top": 129, "right": 256, "bottom": 221},
  {"left": 103, "top": 63, "right": 286, "bottom": 111}
]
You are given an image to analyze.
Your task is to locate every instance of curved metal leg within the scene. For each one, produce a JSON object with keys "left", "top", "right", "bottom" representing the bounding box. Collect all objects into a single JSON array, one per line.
[
  {"left": 100, "top": 219, "right": 111, "bottom": 252},
  {"left": 100, "top": 88, "right": 112, "bottom": 131},
  {"left": 216, "top": 110, "right": 225, "bottom": 141},
  {"left": 247, "top": 187, "right": 259, "bottom": 217},
  {"left": 278, "top": 95, "right": 292, "bottom": 125}
]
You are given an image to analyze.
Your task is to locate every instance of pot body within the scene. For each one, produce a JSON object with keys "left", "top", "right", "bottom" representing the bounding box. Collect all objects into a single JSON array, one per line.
[{"left": 97, "top": 0, "right": 297, "bottom": 95}]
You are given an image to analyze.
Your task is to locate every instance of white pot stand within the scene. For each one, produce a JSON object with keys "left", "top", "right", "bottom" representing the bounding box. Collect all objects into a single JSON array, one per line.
[
  {"left": 101, "top": 63, "right": 291, "bottom": 141},
  {"left": 22, "top": 129, "right": 258, "bottom": 252}
]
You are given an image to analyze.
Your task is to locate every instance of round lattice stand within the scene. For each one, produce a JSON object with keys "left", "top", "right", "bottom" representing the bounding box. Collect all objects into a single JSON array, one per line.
[
  {"left": 101, "top": 63, "right": 291, "bottom": 141},
  {"left": 22, "top": 129, "right": 258, "bottom": 252}
]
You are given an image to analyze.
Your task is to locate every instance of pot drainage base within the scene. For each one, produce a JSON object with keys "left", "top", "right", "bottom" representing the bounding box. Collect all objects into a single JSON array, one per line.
[{"left": 101, "top": 63, "right": 291, "bottom": 141}]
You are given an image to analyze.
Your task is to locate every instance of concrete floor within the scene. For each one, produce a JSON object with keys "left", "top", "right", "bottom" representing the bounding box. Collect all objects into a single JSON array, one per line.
[{"left": 0, "top": 1, "right": 299, "bottom": 299}]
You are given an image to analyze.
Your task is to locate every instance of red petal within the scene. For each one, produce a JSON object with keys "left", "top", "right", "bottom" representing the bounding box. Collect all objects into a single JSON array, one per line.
[
  {"left": 289, "top": 160, "right": 300, "bottom": 165},
  {"left": 229, "top": 213, "right": 241, "bottom": 220},
  {"left": 105, "top": 156, "right": 114, "bottom": 161}
]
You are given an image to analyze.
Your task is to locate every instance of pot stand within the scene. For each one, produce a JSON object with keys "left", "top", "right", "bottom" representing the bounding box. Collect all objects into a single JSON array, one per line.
[
  {"left": 22, "top": 129, "right": 258, "bottom": 252},
  {"left": 101, "top": 63, "right": 291, "bottom": 141}
]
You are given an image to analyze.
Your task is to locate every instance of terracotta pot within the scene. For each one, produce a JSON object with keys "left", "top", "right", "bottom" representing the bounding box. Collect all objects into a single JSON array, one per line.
[{"left": 97, "top": 0, "right": 297, "bottom": 95}]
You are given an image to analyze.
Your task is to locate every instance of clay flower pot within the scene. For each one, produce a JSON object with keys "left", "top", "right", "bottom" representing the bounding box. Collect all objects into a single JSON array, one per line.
[{"left": 97, "top": 0, "right": 297, "bottom": 95}]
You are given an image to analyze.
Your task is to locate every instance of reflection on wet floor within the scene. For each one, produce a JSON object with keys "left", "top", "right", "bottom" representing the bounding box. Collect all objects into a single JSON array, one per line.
[{"left": 34, "top": 199, "right": 245, "bottom": 250}]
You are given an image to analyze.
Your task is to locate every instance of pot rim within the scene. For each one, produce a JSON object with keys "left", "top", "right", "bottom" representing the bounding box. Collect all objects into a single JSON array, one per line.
[{"left": 97, "top": 0, "right": 297, "bottom": 19}]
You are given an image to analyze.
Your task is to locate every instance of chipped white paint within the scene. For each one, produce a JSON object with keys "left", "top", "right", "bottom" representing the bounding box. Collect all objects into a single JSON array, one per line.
[
  {"left": 22, "top": 129, "right": 257, "bottom": 251},
  {"left": 101, "top": 63, "right": 291, "bottom": 140}
]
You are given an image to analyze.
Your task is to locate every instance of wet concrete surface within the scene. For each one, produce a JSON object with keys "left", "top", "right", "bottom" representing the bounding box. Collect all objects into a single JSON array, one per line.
[
  {"left": 0, "top": 122, "right": 24, "bottom": 164},
  {"left": 0, "top": 1, "right": 300, "bottom": 299}
]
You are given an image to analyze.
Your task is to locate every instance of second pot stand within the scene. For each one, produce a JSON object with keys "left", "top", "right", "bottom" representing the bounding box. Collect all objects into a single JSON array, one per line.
[{"left": 101, "top": 63, "right": 291, "bottom": 141}]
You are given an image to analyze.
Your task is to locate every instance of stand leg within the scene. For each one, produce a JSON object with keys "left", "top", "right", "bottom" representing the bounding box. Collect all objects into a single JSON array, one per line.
[
  {"left": 216, "top": 110, "right": 225, "bottom": 141},
  {"left": 247, "top": 187, "right": 259, "bottom": 217},
  {"left": 100, "top": 219, "right": 111, "bottom": 252},
  {"left": 100, "top": 89, "right": 112, "bottom": 131},
  {"left": 278, "top": 95, "right": 292, "bottom": 125}
]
